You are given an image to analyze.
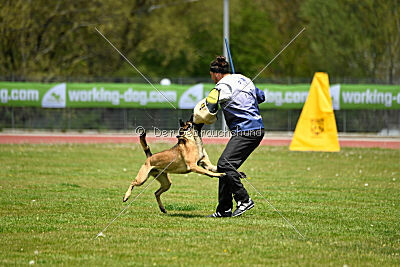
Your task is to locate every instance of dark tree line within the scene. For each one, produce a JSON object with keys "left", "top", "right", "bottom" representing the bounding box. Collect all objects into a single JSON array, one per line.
[{"left": 1, "top": 0, "right": 399, "bottom": 83}]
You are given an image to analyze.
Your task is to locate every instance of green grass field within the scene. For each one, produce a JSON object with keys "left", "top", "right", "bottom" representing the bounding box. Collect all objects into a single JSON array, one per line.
[{"left": 0, "top": 143, "right": 399, "bottom": 266}]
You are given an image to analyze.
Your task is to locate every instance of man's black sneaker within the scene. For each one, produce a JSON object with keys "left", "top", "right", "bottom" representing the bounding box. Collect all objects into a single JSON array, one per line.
[
  {"left": 232, "top": 198, "right": 254, "bottom": 217},
  {"left": 206, "top": 209, "right": 232, "bottom": 218}
]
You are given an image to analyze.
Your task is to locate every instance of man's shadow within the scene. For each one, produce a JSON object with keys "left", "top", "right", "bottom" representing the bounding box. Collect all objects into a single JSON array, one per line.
[{"left": 166, "top": 213, "right": 204, "bottom": 218}]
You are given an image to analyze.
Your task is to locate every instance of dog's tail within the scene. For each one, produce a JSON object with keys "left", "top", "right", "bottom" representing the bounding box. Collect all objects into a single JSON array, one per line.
[{"left": 140, "top": 131, "right": 152, "bottom": 158}]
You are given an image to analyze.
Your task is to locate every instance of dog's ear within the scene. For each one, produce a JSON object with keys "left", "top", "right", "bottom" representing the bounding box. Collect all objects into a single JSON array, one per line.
[
  {"left": 189, "top": 114, "right": 194, "bottom": 122},
  {"left": 179, "top": 118, "right": 185, "bottom": 127}
]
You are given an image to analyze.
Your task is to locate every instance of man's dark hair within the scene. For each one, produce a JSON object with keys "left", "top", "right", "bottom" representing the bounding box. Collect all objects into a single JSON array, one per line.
[{"left": 210, "top": 56, "right": 230, "bottom": 74}]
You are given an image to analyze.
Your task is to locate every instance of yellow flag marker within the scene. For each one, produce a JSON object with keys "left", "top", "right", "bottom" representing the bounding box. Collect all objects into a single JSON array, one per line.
[{"left": 289, "top": 72, "right": 340, "bottom": 152}]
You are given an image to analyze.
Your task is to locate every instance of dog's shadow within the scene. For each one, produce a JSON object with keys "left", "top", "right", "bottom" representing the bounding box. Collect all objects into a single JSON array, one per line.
[{"left": 166, "top": 213, "right": 204, "bottom": 218}]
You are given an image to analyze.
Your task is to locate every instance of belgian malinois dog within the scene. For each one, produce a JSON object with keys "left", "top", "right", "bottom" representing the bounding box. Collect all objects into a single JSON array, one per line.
[{"left": 123, "top": 119, "right": 225, "bottom": 213}]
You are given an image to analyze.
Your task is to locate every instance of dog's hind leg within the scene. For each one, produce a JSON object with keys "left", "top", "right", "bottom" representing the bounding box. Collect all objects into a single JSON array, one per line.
[
  {"left": 154, "top": 173, "right": 172, "bottom": 213},
  {"left": 123, "top": 163, "right": 153, "bottom": 202}
]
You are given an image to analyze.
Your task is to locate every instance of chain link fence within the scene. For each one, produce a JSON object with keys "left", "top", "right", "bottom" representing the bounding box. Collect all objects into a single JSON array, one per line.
[{"left": 1, "top": 107, "right": 399, "bottom": 135}]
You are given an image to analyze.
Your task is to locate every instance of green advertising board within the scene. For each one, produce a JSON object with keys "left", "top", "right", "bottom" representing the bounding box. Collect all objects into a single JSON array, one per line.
[
  {"left": 257, "top": 83, "right": 400, "bottom": 110},
  {"left": 0, "top": 82, "right": 205, "bottom": 109},
  {"left": 0, "top": 81, "right": 399, "bottom": 110},
  {"left": 66, "top": 83, "right": 189, "bottom": 108}
]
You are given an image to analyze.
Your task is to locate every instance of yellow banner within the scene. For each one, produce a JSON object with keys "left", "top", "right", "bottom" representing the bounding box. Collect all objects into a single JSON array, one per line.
[{"left": 289, "top": 73, "right": 340, "bottom": 152}]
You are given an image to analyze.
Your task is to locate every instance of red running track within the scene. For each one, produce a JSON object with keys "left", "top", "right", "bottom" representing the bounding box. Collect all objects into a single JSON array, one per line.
[{"left": 0, "top": 134, "right": 399, "bottom": 149}]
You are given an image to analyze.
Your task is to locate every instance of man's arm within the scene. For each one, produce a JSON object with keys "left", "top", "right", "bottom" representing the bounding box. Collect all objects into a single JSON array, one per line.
[
  {"left": 216, "top": 83, "right": 232, "bottom": 102},
  {"left": 206, "top": 88, "right": 220, "bottom": 113}
]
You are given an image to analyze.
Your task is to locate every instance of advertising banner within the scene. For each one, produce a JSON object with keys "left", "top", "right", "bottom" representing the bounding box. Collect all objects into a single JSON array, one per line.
[
  {"left": 337, "top": 84, "right": 400, "bottom": 109},
  {"left": 67, "top": 83, "right": 184, "bottom": 108},
  {"left": 0, "top": 82, "right": 206, "bottom": 109},
  {"left": 0, "top": 81, "right": 399, "bottom": 110},
  {"left": 0, "top": 82, "right": 55, "bottom": 108},
  {"left": 257, "top": 84, "right": 400, "bottom": 110}
]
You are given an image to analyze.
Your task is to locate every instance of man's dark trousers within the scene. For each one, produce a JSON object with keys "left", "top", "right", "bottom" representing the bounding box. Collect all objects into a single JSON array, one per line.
[{"left": 216, "top": 130, "right": 264, "bottom": 213}]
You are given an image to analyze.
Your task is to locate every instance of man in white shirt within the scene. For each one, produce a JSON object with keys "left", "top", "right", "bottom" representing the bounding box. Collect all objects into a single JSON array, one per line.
[{"left": 205, "top": 56, "right": 265, "bottom": 217}]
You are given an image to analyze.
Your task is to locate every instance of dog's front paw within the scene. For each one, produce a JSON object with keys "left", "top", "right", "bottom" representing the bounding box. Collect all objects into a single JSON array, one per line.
[{"left": 238, "top": 172, "right": 247, "bottom": 179}]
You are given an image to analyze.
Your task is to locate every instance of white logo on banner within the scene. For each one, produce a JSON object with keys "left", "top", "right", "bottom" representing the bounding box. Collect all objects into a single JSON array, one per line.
[
  {"left": 178, "top": 83, "right": 203, "bottom": 109},
  {"left": 330, "top": 84, "right": 341, "bottom": 110},
  {"left": 41, "top": 83, "right": 66, "bottom": 108}
]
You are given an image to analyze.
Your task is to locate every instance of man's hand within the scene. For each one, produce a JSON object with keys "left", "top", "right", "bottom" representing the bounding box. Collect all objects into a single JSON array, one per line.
[{"left": 255, "top": 87, "right": 265, "bottom": 104}]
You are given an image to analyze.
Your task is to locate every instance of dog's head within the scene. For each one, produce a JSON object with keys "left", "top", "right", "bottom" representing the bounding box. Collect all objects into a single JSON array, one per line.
[
  {"left": 189, "top": 114, "right": 204, "bottom": 135},
  {"left": 177, "top": 119, "right": 195, "bottom": 142}
]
